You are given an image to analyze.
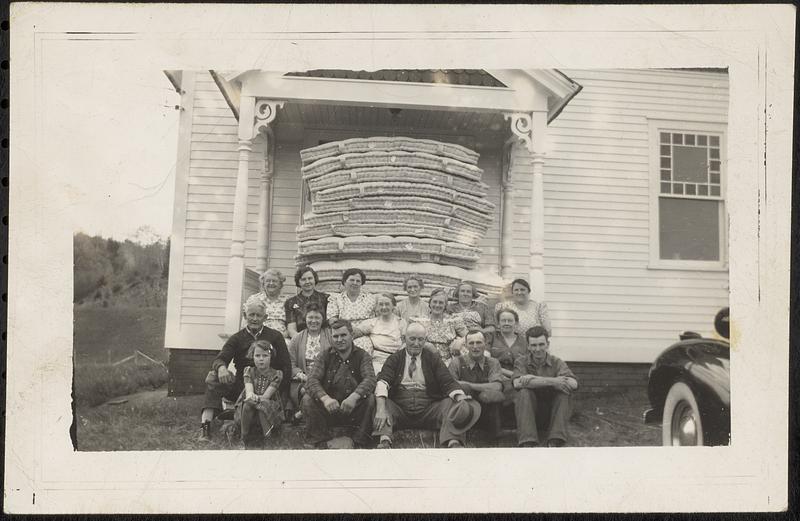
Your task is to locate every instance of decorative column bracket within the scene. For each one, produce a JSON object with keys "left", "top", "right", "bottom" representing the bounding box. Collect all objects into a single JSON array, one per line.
[
  {"left": 254, "top": 99, "right": 286, "bottom": 135},
  {"left": 503, "top": 111, "right": 534, "bottom": 154}
]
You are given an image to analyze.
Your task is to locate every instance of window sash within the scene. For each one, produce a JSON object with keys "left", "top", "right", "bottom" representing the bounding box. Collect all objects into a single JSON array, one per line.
[
  {"left": 648, "top": 120, "right": 727, "bottom": 270},
  {"left": 658, "top": 130, "right": 723, "bottom": 200}
]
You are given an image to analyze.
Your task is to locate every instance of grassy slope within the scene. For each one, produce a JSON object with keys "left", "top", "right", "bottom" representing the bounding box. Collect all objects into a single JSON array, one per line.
[
  {"left": 74, "top": 306, "right": 168, "bottom": 364},
  {"left": 73, "top": 306, "right": 169, "bottom": 406}
]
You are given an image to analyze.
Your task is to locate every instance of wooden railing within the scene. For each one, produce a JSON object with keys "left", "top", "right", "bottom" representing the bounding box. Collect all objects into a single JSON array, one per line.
[
  {"left": 243, "top": 267, "right": 261, "bottom": 302},
  {"left": 220, "top": 266, "right": 262, "bottom": 340}
]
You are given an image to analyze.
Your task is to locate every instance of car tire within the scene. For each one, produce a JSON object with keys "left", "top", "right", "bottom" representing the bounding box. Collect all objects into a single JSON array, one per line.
[{"left": 662, "top": 381, "right": 705, "bottom": 446}]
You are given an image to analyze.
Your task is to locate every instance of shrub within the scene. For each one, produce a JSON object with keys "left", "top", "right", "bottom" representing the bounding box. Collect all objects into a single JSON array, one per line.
[{"left": 74, "top": 362, "right": 169, "bottom": 407}]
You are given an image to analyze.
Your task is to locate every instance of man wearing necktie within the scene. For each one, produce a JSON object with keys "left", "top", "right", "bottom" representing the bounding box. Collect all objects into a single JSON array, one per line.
[{"left": 372, "top": 322, "right": 478, "bottom": 448}]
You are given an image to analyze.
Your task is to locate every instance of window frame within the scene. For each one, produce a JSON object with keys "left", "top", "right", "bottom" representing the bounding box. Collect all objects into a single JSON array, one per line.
[{"left": 647, "top": 119, "right": 728, "bottom": 271}]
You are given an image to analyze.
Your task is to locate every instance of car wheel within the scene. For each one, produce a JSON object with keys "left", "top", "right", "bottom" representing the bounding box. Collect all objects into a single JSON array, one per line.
[{"left": 662, "top": 381, "right": 704, "bottom": 446}]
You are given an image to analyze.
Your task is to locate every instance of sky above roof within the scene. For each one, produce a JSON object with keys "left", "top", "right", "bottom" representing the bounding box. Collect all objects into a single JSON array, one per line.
[{"left": 45, "top": 42, "right": 180, "bottom": 241}]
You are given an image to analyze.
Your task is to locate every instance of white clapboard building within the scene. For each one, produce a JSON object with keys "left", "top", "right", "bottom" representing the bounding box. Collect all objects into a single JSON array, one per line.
[{"left": 162, "top": 69, "right": 729, "bottom": 394}]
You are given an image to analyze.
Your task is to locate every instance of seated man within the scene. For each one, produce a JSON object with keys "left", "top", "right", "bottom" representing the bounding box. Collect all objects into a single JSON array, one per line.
[
  {"left": 301, "top": 319, "right": 377, "bottom": 449},
  {"left": 372, "top": 322, "right": 481, "bottom": 449},
  {"left": 512, "top": 326, "right": 578, "bottom": 447},
  {"left": 199, "top": 300, "right": 292, "bottom": 441},
  {"left": 448, "top": 330, "right": 505, "bottom": 442}
]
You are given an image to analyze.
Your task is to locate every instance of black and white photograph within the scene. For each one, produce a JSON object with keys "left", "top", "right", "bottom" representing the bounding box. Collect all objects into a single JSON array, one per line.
[{"left": 5, "top": 3, "right": 792, "bottom": 514}]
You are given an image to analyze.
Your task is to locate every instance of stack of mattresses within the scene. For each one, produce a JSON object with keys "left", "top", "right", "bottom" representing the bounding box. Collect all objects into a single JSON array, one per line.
[
  {"left": 297, "top": 137, "right": 503, "bottom": 295},
  {"left": 309, "top": 260, "right": 504, "bottom": 301}
]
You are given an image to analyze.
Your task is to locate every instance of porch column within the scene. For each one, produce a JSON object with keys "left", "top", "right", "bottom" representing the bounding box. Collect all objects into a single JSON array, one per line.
[
  {"left": 224, "top": 96, "right": 257, "bottom": 333},
  {"left": 499, "top": 140, "right": 515, "bottom": 279},
  {"left": 256, "top": 128, "right": 275, "bottom": 272},
  {"left": 503, "top": 111, "right": 548, "bottom": 300},
  {"left": 224, "top": 98, "right": 285, "bottom": 333}
]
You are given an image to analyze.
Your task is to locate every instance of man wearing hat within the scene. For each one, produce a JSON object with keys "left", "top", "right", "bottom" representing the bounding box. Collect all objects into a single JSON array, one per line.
[
  {"left": 512, "top": 326, "right": 578, "bottom": 447},
  {"left": 448, "top": 330, "right": 506, "bottom": 443},
  {"left": 372, "top": 322, "right": 481, "bottom": 448}
]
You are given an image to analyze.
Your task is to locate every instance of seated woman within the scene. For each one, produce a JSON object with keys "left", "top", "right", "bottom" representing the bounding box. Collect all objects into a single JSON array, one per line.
[
  {"left": 489, "top": 308, "right": 528, "bottom": 400},
  {"left": 326, "top": 268, "right": 377, "bottom": 352},
  {"left": 494, "top": 278, "right": 552, "bottom": 336},
  {"left": 286, "top": 302, "right": 332, "bottom": 422},
  {"left": 243, "top": 268, "right": 289, "bottom": 337},
  {"left": 411, "top": 288, "right": 467, "bottom": 365},
  {"left": 394, "top": 274, "right": 430, "bottom": 321},
  {"left": 353, "top": 293, "right": 407, "bottom": 373},
  {"left": 284, "top": 265, "right": 329, "bottom": 340},
  {"left": 447, "top": 281, "right": 496, "bottom": 344}
]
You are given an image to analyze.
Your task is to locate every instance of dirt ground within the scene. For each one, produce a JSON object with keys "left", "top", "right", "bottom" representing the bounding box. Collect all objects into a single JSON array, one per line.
[{"left": 76, "top": 386, "right": 661, "bottom": 451}]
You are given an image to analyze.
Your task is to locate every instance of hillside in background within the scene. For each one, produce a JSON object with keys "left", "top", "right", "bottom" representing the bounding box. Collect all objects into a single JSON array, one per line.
[
  {"left": 73, "top": 230, "right": 171, "bottom": 404},
  {"left": 74, "top": 229, "right": 170, "bottom": 308}
]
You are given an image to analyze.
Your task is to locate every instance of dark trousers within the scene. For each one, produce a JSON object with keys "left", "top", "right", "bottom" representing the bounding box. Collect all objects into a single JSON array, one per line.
[
  {"left": 287, "top": 381, "right": 305, "bottom": 413},
  {"left": 464, "top": 390, "right": 502, "bottom": 440},
  {"left": 302, "top": 394, "right": 376, "bottom": 447},
  {"left": 514, "top": 388, "right": 571, "bottom": 445},
  {"left": 202, "top": 374, "right": 242, "bottom": 412},
  {"left": 373, "top": 388, "right": 463, "bottom": 447}
]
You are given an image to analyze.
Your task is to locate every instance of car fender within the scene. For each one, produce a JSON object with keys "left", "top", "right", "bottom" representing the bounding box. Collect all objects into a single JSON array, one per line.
[{"left": 646, "top": 339, "right": 730, "bottom": 441}]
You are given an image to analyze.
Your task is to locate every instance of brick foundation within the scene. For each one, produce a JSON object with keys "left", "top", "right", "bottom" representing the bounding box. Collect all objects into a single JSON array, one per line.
[
  {"left": 168, "top": 349, "right": 218, "bottom": 396},
  {"left": 570, "top": 362, "right": 651, "bottom": 394}
]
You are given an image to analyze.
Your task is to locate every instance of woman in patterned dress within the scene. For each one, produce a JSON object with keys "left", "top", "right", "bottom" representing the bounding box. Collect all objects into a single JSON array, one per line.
[
  {"left": 411, "top": 288, "right": 467, "bottom": 365},
  {"left": 447, "top": 281, "right": 496, "bottom": 343},
  {"left": 284, "top": 265, "right": 329, "bottom": 340},
  {"left": 354, "top": 293, "right": 407, "bottom": 373},
  {"left": 489, "top": 307, "right": 529, "bottom": 403},
  {"left": 394, "top": 274, "right": 430, "bottom": 322},
  {"left": 243, "top": 268, "right": 289, "bottom": 337},
  {"left": 326, "top": 268, "right": 377, "bottom": 352},
  {"left": 493, "top": 278, "right": 552, "bottom": 336}
]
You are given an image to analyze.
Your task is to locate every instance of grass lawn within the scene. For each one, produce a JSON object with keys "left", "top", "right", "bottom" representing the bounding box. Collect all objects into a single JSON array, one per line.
[
  {"left": 73, "top": 306, "right": 170, "bottom": 407},
  {"left": 74, "top": 306, "right": 168, "bottom": 364},
  {"left": 76, "top": 387, "right": 661, "bottom": 451},
  {"left": 73, "top": 305, "right": 661, "bottom": 450}
]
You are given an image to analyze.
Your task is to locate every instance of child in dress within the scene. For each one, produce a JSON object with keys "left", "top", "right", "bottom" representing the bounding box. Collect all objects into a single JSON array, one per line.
[{"left": 237, "top": 340, "right": 284, "bottom": 447}]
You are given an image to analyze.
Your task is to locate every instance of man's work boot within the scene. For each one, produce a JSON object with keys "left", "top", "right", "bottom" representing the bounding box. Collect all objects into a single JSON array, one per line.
[{"left": 199, "top": 421, "right": 212, "bottom": 442}]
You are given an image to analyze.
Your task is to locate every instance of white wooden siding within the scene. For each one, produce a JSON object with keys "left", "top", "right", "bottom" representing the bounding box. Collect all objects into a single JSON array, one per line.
[
  {"left": 167, "top": 69, "right": 730, "bottom": 361},
  {"left": 167, "top": 72, "right": 279, "bottom": 349},
  {"left": 544, "top": 69, "right": 729, "bottom": 363}
]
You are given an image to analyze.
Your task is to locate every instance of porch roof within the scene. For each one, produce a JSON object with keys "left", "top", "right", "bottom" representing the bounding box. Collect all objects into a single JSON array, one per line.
[
  {"left": 200, "top": 69, "right": 581, "bottom": 124},
  {"left": 285, "top": 69, "right": 508, "bottom": 87}
]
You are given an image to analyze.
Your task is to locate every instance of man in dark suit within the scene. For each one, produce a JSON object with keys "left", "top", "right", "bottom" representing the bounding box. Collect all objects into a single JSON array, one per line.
[{"left": 372, "top": 322, "right": 480, "bottom": 448}]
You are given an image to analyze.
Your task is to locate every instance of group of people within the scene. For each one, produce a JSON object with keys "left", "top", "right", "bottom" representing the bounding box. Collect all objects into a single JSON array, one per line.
[{"left": 199, "top": 266, "right": 576, "bottom": 449}]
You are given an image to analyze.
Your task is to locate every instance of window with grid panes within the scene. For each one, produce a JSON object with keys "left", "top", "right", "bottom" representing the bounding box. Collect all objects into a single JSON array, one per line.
[{"left": 657, "top": 130, "right": 724, "bottom": 262}]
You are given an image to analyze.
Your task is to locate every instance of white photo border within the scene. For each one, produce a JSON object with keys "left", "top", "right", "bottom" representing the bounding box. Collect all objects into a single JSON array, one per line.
[{"left": 6, "top": 3, "right": 793, "bottom": 513}]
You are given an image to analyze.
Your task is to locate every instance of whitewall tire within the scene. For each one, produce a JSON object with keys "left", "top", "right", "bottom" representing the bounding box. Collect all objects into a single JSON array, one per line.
[{"left": 662, "top": 381, "right": 704, "bottom": 446}]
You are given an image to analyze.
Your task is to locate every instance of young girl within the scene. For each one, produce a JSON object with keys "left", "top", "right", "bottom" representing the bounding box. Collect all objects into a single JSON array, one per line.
[{"left": 237, "top": 340, "right": 284, "bottom": 447}]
